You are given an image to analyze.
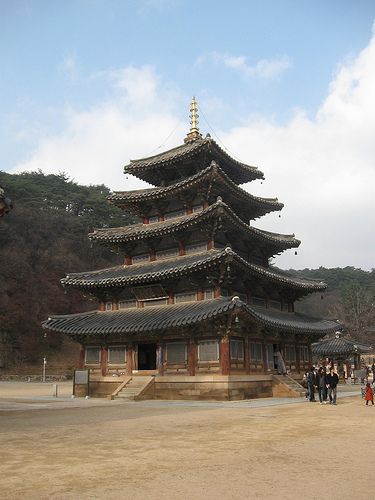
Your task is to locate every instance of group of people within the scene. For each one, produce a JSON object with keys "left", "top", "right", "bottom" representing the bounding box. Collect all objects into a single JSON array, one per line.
[{"left": 304, "top": 366, "right": 339, "bottom": 405}]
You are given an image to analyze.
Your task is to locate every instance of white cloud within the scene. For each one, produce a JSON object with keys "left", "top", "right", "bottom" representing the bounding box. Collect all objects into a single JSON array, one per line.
[
  {"left": 14, "top": 66, "right": 185, "bottom": 191},
  {"left": 196, "top": 52, "right": 292, "bottom": 80},
  {"left": 220, "top": 31, "right": 375, "bottom": 270},
  {"left": 12, "top": 30, "right": 375, "bottom": 270},
  {"left": 58, "top": 55, "right": 78, "bottom": 83}
]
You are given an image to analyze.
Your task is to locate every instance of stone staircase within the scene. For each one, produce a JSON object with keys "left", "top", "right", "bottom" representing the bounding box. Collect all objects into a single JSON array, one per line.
[
  {"left": 115, "top": 376, "right": 154, "bottom": 400},
  {"left": 273, "top": 374, "right": 305, "bottom": 398}
]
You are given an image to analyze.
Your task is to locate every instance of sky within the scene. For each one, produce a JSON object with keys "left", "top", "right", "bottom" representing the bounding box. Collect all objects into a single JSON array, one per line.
[{"left": 1, "top": 0, "right": 375, "bottom": 270}]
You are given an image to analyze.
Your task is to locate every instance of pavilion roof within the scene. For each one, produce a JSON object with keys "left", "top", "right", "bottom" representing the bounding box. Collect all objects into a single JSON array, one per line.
[
  {"left": 89, "top": 199, "right": 299, "bottom": 256},
  {"left": 124, "top": 135, "right": 264, "bottom": 186},
  {"left": 42, "top": 297, "right": 340, "bottom": 338},
  {"left": 110, "top": 162, "right": 282, "bottom": 220},
  {"left": 312, "top": 337, "right": 372, "bottom": 356},
  {"left": 61, "top": 247, "right": 325, "bottom": 293}
]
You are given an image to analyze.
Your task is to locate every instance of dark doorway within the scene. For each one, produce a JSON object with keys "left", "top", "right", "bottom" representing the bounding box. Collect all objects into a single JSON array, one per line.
[{"left": 138, "top": 343, "right": 157, "bottom": 370}]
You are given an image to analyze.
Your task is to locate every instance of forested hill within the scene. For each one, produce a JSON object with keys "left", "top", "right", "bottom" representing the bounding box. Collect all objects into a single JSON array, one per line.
[
  {"left": 0, "top": 170, "right": 135, "bottom": 368},
  {"left": 0, "top": 170, "right": 374, "bottom": 370}
]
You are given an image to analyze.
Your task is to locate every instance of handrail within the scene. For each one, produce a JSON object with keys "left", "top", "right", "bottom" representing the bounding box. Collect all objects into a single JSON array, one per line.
[{"left": 108, "top": 376, "right": 131, "bottom": 400}]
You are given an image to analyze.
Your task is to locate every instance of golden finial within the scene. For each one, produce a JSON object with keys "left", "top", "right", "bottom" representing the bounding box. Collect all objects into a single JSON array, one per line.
[{"left": 185, "top": 96, "right": 202, "bottom": 142}]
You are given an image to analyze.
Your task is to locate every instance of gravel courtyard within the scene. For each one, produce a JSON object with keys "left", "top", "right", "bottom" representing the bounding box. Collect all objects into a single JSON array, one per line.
[{"left": 0, "top": 382, "right": 373, "bottom": 499}]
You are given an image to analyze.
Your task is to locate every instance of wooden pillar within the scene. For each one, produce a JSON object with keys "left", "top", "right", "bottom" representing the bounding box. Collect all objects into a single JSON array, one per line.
[
  {"left": 214, "top": 286, "right": 221, "bottom": 298},
  {"left": 99, "top": 301, "right": 105, "bottom": 311},
  {"left": 157, "top": 343, "right": 164, "bottom": 376},
  {"left": 186, "top": 206, "right": 193, "bottom": 215},
  {"left": 126, "top": 344, "right": 134, "bottom": 375},
  {"left": 101, "top": 346, "right": 108, "bottom": 376},
  {"left": 220, "top": 336, "right": 230, "bottom": 375},
  {"left": 168, "top": 292, "right": 174, "bottom": 305},
  {"left": 295, "top": 339, "right": 301, "bottom": 373},
  {"left": 79, "top": 345, "right": 85, "bottom": 369},
  {"left": 197, "top": 288, "right": 204, "bottom": 301},
  {"left": 262, "top": 340, "right": 268, "bottom": 374},
  {"left": 203, "top": 201, "right": 209, "bottom": 209},
  {"left": 143, "top": 217, "right": 149, "bottom": 224},
  {"left": 124, "top": 255, "right": 132, "bottom": 265},
  {"left": 150, "top": 248, "right": 156, "bottom": 261},
  {"left": 207, "top": 237, "right": 213, "bottom": 250},
  {"left": 244, "top": 336, "right": 250, "bottom": 374},
  {"left": 178, "top": 241, "right": 185, "bottom": 256},
  {"left": 188, "top": 339, "right": 196, "bottom": 376},
  {"left": 113, "top": 300, "right": 119, "bottom": 311}
]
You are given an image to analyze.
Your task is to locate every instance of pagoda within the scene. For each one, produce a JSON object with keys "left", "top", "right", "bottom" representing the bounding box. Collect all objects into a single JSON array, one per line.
[{"left": 43, "top": 98, "right": 341, "bottom": 400}]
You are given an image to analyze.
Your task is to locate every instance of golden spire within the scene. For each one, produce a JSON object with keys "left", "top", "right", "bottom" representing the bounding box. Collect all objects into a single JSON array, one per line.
[{"left": 185, "top": 96, "right": 202, "bottom": 142}]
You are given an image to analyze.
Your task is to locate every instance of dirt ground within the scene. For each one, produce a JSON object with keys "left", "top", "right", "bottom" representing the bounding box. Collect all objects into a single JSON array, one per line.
[{"left": 0, "top": 382, "right": 374, "bottom": 500}]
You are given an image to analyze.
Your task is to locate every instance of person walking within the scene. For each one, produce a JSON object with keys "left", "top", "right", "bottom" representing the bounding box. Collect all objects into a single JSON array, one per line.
[
  {"left": 307, "top": 366, "right": 317, "bottom": 402},
  {"left": 318, "top": 367, "right": 327, "bottom": 404},
  {"left": 326, "top": 367, "right": 339, "bottom": 405},
  {"left": 364, "top": 383, "right": 374, "bottom": 406}
]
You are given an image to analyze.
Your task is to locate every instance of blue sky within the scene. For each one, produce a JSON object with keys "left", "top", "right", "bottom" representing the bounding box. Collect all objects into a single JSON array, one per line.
[{"left": 1, "top": 1, "right": 375, "bottom": 269}]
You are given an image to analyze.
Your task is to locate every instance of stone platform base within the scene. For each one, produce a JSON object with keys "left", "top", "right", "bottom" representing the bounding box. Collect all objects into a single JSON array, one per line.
[{"left": 80, "top": 375, "right": 278, "bottom": 400}]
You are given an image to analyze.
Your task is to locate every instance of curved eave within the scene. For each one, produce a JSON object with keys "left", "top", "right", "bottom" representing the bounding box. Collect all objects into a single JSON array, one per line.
[
  {"left": 312, "top": 338, "right": 372, "bottom": 356},
  {"left": 124, "top": 137, "right": 264, "bottom": 185},
  {"left": 61, "top": 248, "right": 326, "bottom": 293},
  {"left": 89, "top": 199, "right": 300, "bottom": 254},
  {"left": 110, "top": 162, "right": 282, "bottom": 219},
  {"left": 42, "top": 297, "right": 339, "bottom": 337}
]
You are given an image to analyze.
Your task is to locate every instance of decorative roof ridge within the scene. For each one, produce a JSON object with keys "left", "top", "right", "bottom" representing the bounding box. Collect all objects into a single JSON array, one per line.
[
  {"left": 42, "top": 296, "right": 341, "bottom": 336},
  {"left": 225, "top": 248, "right": 327, "bottom": 290},
  {"left": 62, "top": 247, "right": 325, "bottom": 292},
  {"left": 110, "top": 161, "right": 281, "bottom": 208},
  {"left": 90, "top": 199, "right": 298, "bottom": 249},
  {"left": 125, "top": 135, "right": 261, "bottom": 176}
]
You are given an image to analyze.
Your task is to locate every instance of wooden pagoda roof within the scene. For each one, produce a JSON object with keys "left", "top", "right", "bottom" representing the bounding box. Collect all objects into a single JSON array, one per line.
[
  {"left": 312, "top": 337, "right": 372, "bottom": 356},
  {"left": 110, "top": 162, "right": 282, "bottom": 220},
  {"left": 124, "top": 135, "right": 264, "bottom": 186},
  {"left": 61, "top": 247, "right": 326, "bottom": 294},
  {"left": 42, "top": 296, "right": 340, "bottom": 338},
  {"left": 89, "top": 199, "right": 299, "bottom": 256}
]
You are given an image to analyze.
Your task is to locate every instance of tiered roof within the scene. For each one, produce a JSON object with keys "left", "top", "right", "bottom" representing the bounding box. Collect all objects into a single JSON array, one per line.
[
  {"left": 43, "top": 297, "right": 339, "bottom": 338},
  {"left": 43, "top": 98, "right": 341, "bottom": 340},
  {"left": 109, "top": 162, "right": 282, "bottom": 220},
  {"left": 90, "top": 199, "right": 298, "bottom": 259}
]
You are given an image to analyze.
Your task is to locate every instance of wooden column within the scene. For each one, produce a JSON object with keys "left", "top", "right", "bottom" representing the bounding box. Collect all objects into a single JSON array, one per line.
[
  {"left": 143, "top": 217, "right": 149, "bottom": 224},
  {"left": 186, "top": 206, "right": 193, "bottom": 215},
  {"left": 124, "top": 255, "right": 132, "bottom": 265},
  {"left": 207, "top": 237, "right": 213, "bottom": 250},
  {"left": 79, "top": 345, "right": 85, "bottom": 369},
  {"left": 126, "top": 344, "right": 134, "bottom": 375},
  {"left": 157, "top": 343, "right": 165, "bottom": 376},
  {"left": 295, "top": 338, "right": 301, "bottom": 373},
  {"left": 99, "top": 301, "right": 105, "bottom": 311},
  {"left": 150, "top": 248, "right": 156, "bottom": 261},
  {"left": 178, "top": 241, "right": 185, "bottom": 256},
  {"left": 214, "top": 286, "right": 221, "bottom": 298},
  {"left": 220, "top": 336, "right": 230, "bottom": 375},
  {"left": 197, "top": 288, "right": 204, "bottom": 301},
  {"left": 101, "top": 346, "right": 108, "bottom": 376},
  {"left": 188, "top": 339, "right": 196, "bottom": 376},
  {"left": 244, "top": 336, "right": 250, "bottom": 374},
  {"left": 262, "top": 340, "right": 268, "bottom": 374}
]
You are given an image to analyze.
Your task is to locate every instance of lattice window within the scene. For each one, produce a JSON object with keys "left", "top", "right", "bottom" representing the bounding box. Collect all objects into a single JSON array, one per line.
[
  {"left": 230, "top": 339, "right": 244, "bottom": 360},
  {"left": 175, "top": 291, "right": 197, "bottom": 303},
  {"left": 269, "top": 300, "right": 282, "bottom": 310},
  {"left": 185, "top": 242, "right": 207, "bottom": 254},
  {"left": 131, "top": 284, "right": 168, "bottom": 301},
  {"left": 156, "top": 248, "right": 179, "bottom": 260},
  {"left": 164, "top": 209, "right": 186, "bottom": 220},
  {"left": 132, "top": 253, "right": 149, "bottom": 263},
  {"left": 299, "top": 345, "right": 309, "bottom": 362},
  {"left": 285, "top": 345, "right": 296, "bottom": 362},
  {"left": 204, "top": 289, "right": 214, "bottom": 300},
  {"left": 143, "top": 298, "right": 168, "bottom": 307},
  {"left": 85, "top": 347, "right": 101, "bottom": 364},
  {"left": 108, "top": 346, "right": 126, "bottom": 365},
  {"left": 166, "top": 342, "right": 187, "bottom": 364},
  {"left": 198, "top": 340, "right": 219, "bottom": 362},
  {"left": 252, "top": 297, "right": 266, "bottom": 307},
  {"left": 148, "top": 215, "right": 159, "bottom": 223},
  {"left": 105, "top": 302, "right": 112, "bottom": 311},
  {"left": 250, "top": 342, "right": 263, "bottom": 362},
  {"left": 118, "top": 300, "right": 137, "bottom": 309},
  {"left": 192, "top": 204, "right": 203, "bottom": 213}
]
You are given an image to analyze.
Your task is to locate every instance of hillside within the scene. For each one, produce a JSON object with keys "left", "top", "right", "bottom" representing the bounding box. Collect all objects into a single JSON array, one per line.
[{"left": 0, "top": 170, "right": 135, "bottom": 372}]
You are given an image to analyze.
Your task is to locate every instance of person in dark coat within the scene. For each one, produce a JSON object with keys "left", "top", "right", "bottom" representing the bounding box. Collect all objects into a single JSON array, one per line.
[
  {"left": 326, "top": 368, "right": 339, "bottom": 405},
  {"left": 307, "top": 367, "right": 317, "bottom": 402},
  {"left": 317, "top": 367, "right": 327, "bottom": 404}
]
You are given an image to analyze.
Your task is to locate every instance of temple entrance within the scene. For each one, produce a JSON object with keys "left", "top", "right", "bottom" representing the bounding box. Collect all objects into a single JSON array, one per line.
[
  {"left": 265, "top": 344, "right": 280, "bottom": 370},
  {"left": 137, "top": 343, "right": 157, "bottom": 370}
]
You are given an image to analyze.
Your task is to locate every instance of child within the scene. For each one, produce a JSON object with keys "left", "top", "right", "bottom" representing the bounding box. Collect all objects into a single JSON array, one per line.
[{"left": 365, "top": 383, "right": 374, "bottom": 406}]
